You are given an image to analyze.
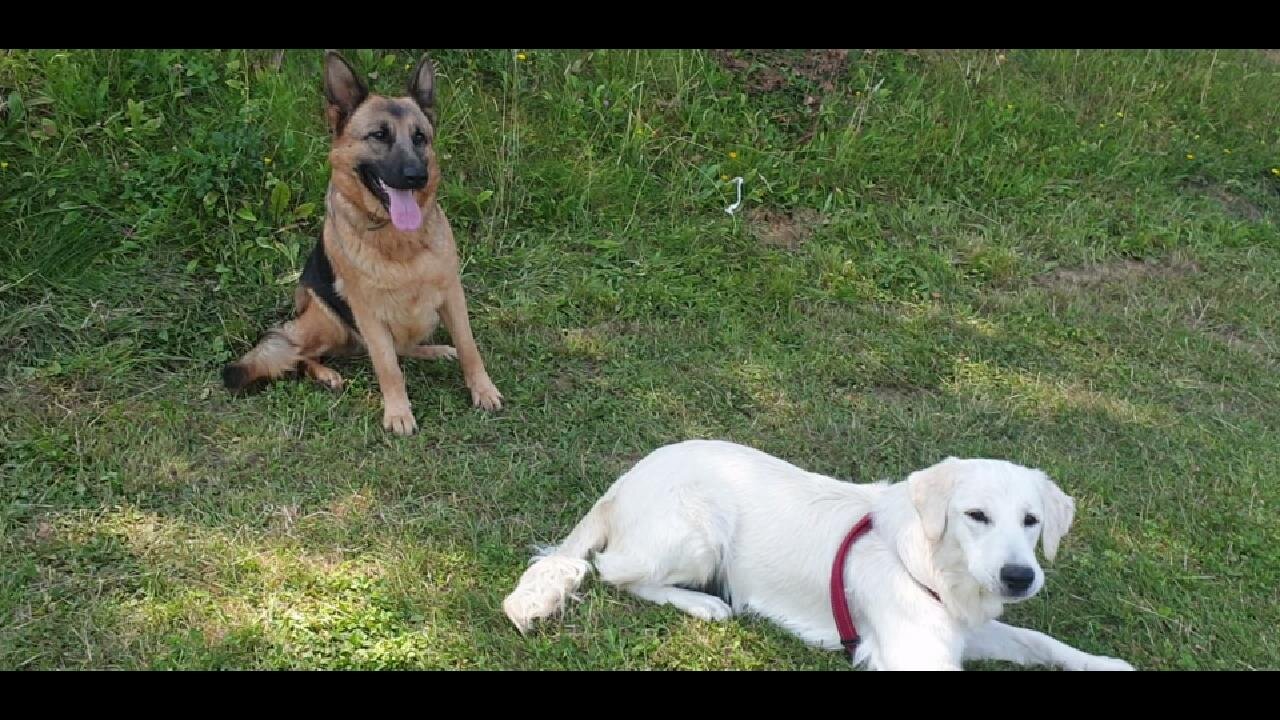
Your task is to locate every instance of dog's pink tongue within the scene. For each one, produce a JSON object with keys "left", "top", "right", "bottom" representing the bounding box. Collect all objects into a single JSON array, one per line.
[{"left": 385, "top": 185, "right": 422, "bottom": 232}]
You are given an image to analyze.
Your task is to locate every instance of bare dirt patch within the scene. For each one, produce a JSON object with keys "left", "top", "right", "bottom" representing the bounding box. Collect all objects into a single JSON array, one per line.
[
  {"left": 712, "top": 49, "right": 851, "bottom": 94},
  {"left": 1037, "top": 257, "right": 1200, "bottom": 290},
  {"left": 1192, "top": 322, "right": 1276, "bottom": 365},
  {"left": 1181, "top": 176, "right": 1267, "bottom": 222},
  {"left": 711, "top": 50, "right": 852, "bottom": 144},
  {"left": 747, "top": 207, "right": 825, "bottom": 250}
]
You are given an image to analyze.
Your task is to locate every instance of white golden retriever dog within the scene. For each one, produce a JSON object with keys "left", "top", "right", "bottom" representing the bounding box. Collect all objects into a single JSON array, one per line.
[{"left": 503, "top": 440, "right": 1135, "bottom": 671}]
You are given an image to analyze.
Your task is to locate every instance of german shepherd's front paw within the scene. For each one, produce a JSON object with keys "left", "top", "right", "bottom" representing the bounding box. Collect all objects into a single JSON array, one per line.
[
  {"left": 469, "top": 376, "right": 503, "bottom": 411},
  {"left": 409, "top": 344, "right": 458, "bottom": 361},
  {"left": 382, "top": 406, "right": 419, "bottom": 435}
]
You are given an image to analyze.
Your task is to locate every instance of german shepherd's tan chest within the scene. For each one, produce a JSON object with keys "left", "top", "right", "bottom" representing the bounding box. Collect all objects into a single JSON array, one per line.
[{"left": 324, "top": 217, "right": 457, "bottom": 350}]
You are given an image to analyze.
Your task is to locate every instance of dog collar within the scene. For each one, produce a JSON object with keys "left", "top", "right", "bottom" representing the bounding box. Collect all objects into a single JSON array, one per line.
[{"left": 829, "top": 513, "right": 942, "bottom": 659}]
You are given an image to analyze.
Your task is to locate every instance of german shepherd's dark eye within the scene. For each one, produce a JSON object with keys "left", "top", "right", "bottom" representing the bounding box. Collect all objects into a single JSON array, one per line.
[
  {"left": 1023, "top": 514, "right": 1039, "bottom": 527},
  {"left": 412, "top": 129, "right": 427, "bottom": 146},
  {"left": 965, "top": 510, "right": 990, "bottom": 524},
  {"left": 367, "top": 127, "right": 390, "bottom": 142}
]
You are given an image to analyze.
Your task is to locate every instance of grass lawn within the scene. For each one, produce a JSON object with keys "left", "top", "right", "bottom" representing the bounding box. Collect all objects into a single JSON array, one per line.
[{"left": 1, "top": 49, "right": 1277, "bottom": 670}]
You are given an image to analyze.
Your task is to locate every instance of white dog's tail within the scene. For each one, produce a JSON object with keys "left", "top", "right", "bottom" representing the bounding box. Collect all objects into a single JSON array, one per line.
[{"left": 502, "top": 497, "right": 612, "bottom": 633}]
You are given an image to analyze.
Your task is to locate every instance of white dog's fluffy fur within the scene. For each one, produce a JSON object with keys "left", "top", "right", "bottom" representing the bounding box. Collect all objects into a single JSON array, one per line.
[{"left": 503, "top": 440, "right": 1134, "bottom": 671}]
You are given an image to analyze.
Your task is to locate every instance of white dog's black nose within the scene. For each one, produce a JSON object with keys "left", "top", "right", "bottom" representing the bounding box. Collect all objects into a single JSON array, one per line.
[{"left": 1000, "top": 564, "right": 1035, "bottom": 593}]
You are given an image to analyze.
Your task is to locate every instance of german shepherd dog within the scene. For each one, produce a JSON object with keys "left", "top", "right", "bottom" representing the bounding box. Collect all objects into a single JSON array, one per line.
[{"left": 223, "top": 50, "right": 502, "bottom": 434}]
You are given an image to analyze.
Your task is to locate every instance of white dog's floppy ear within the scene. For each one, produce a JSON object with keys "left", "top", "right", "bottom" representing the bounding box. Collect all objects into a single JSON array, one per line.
[
  {"left": 1038, "top": 472, "right": 1075, "bottom": 562},
  {"left": 909, "top": 458, "right": 957, "bottom": 543}
]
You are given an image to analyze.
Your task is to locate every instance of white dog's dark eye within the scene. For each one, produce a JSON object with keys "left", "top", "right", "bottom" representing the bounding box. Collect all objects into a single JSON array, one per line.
[
  {"left": 965, "top": 510, "right": 990, "bottom": 524},
  {"left": 1023, "top": 514, "right": 1039, "bottom": 527}
]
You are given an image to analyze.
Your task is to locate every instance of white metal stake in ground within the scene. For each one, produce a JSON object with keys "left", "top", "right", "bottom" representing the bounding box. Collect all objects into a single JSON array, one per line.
[{"left": 724, "top": 176, "right": 745, "bottom": 215}]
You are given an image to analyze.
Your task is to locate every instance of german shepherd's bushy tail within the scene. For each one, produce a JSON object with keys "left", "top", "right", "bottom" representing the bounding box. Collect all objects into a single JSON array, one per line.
[
  {"left": 222, "top": 323, "right": 303, "bottom": 392},
  {"left": 221, "top": 312, "right": 313, "bottom": 392},
  {"left": 224, "top": 277, "right": 348, "bottom": 393}
]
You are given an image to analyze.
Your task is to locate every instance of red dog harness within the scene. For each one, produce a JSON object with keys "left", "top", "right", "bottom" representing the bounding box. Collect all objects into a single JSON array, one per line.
[{"left": 829, "top": 513, "right": 942, "bottom": 659}]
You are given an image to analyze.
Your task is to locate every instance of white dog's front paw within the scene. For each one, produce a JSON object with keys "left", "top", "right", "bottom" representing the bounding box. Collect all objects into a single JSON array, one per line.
[
  {"left": 1083, "top": 655, "right": 1135, "bottom": 671},
  {"left": 684, "top": 595, "right": 733, "bottom": 622}
]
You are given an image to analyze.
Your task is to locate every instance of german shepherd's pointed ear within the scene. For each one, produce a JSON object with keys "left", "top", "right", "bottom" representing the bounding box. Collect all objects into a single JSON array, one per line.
[
  {"left": 407, "top": 55, "right": 437, "bottom": 128},
  {"left": 323, "top": 50, "right": 369, "bottom": 136}
]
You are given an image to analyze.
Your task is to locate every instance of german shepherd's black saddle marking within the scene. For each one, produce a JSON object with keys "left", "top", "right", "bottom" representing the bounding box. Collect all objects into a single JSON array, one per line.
[{"left": 300, "top": 236, "right": 358, "bottom": 331}]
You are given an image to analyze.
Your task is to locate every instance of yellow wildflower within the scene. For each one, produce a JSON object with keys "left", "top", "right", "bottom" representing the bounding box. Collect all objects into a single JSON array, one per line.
[
  {"left": 728, "top": 151, "right": 738, "bottom": 159},
  {"left": 1186, "top": 153, "right": 1195, "bottom": 160},
  {"left": 516, "top": 52, "right": 527, "bottom": 62}
]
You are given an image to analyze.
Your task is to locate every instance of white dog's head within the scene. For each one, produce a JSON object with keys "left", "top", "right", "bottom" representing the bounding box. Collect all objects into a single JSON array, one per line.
[{"left": 908, "top": 457, "right": 1075, "bottom": 602}]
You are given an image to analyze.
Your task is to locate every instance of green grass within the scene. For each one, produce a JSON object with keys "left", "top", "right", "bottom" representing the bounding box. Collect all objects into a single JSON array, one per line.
[{"left": 2, "top": 49, "right": 1278, "bottom": 670}]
